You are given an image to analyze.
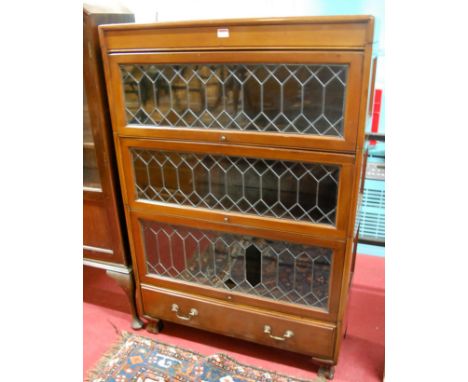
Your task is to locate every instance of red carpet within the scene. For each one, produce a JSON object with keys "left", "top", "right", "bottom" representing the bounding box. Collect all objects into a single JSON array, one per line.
[{"left": 84, "top": 254, "right": 384, "bottom": 381}]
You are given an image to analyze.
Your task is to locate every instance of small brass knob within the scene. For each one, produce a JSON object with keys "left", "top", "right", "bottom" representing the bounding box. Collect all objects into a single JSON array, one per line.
[
  {"left": 220, "top": 135, "right": 227, "bottom": 142},
  {"left": 224, "top": 217, "right": 229, "bottom": 223}
]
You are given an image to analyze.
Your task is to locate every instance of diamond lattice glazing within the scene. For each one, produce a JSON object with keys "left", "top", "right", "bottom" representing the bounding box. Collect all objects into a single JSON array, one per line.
[
  {"left": 142, "top": 221, "right": 332, "bottom": 309},
  {"left": 121, "top": 63, "right": 347, "bottom": 137},
  {"left": 133, "top": 149, "right": 340, "bottom": 225}
]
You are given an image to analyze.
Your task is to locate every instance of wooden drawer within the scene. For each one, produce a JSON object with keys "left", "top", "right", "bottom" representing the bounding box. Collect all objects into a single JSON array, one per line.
[{"left": 141, "top": 285, "right": 336, "bottom": 358}]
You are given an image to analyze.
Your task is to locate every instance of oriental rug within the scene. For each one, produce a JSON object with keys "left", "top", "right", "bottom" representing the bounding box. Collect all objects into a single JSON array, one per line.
[{"left": 86, "top": 332, "right": 324, "bottom": 382}]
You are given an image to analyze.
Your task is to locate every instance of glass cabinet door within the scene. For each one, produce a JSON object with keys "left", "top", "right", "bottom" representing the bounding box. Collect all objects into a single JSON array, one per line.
[
  {"left": 83, "top": 89, "right": 101, "bottom": 189},
  {"left": 108, "top": 52, "right": 363, "bottom": 152},
  {"left": 141, "top": 220, "right": 333, "bottom": 310},
  {"left": 120, "top": 138, "right": 354, "bottom": 239}
]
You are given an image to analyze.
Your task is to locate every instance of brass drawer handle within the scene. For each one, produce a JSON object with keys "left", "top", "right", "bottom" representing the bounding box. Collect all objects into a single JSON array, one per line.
[
  {"left": 263, "top": 325, "right": 294, "bottom": 341},
  {"left": 171, "top": 303, "right": 198, "bottom": 321}
]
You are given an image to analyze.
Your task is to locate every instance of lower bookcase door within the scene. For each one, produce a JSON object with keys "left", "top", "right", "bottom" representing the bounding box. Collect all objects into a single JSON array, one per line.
[
  {"left": 130, "top": 211, "right": 346, "bottom": 322},
  {"left": 141, "top": 285, "right": 337, "bottom": 359}
]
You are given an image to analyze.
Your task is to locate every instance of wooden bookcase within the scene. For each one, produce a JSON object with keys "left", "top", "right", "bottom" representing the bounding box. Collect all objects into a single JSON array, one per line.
[
  {"left": 99, "top": 16, "right": 375, "bottom": 378},
  {"left": 83, "top": 4, "right": 143, "bottom": 329}
]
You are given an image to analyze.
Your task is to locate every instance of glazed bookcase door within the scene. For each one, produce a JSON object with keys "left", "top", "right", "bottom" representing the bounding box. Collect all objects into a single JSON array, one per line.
[
  {"left": 107, "top": 51, "right": 363, "bottom": 152},
  {"left": 130, "top": 211, "right": 346, "bottom": 321},
  {"left": 120, "top": 138, "right": 354, "bottom": 240},
  {"left": 83, "top": 89, "right": 102, "bottom": 190}
]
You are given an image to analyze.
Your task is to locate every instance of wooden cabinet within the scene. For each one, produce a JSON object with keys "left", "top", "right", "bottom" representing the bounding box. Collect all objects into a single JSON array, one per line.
[
  {"left": 99, "top": 16, "right": 375, "bottom": 379},
  {"left": 83, "top": 5, "right": 143, "bottom": 329}
]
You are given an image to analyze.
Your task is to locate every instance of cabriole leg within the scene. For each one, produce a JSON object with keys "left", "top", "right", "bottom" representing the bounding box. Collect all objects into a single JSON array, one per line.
[{"left": 106, "top": 269, "right": 144, "bottom": 330}]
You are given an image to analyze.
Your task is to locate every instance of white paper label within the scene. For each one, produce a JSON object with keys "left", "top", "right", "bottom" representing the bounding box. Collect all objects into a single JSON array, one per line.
[{"left": 217, "top": 28, "right": 229, "bottom": 38}]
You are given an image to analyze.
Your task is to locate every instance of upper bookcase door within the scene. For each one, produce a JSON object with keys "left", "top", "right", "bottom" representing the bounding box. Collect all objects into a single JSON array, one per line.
[{"left": 106, "top": 51, "right": 363, "bottom": 152}]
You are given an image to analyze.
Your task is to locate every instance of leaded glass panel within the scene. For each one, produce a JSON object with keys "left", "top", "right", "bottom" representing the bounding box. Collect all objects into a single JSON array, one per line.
[
  {"left": 132, "top": 149, "right": 339, "bottom": 225},
  {"left": 142, "top": 220, "right": 332, "bottom": 309},
  {"left": 121, "top": 64, "right": 347, "bottom": 137}
]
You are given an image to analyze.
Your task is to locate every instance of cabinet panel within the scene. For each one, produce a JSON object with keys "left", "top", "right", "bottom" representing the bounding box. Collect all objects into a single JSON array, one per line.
[
  {"left": 83, "top": 201, "right": 114, "bottom": 253},
  {"left": 107, "top": 51, "right": 363, "bottom": 152}
]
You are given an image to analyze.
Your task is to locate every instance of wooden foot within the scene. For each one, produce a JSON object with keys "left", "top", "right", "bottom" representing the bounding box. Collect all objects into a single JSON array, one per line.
[
  {"left": 318, "top": 366, "right": 335, "bottom": 380},
  {"left": 311, "top": 357, "right": 336, "bottom": 380},
  {"left": 106, "top": 269, "right": 144, "bottom": 330},
  {"left": 146, "top": 318, "right": 164, "bottom": 334}
]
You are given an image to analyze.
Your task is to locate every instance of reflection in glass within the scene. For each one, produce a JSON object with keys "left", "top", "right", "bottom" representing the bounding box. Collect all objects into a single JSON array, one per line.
[
  {"left": 142, "top": 220, "right": 332, "bottom": 309},
  {"left": 83, "top": 90, "right": 101, "bottom": 188},
  {"left": 121, "top": 64, "right": 348, "bottom": 137},
  {"left": 132, "top": 149, "right": 339, "bottom": 225}
]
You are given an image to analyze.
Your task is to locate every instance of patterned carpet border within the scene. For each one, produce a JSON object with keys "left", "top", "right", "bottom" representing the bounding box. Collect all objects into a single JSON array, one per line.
[{"left": 86, "top": 331, "right": 324, "bottom": 382}]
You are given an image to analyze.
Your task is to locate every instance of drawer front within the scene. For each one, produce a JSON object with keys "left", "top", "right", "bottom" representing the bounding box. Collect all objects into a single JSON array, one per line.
[
  {"left": 130, "top": 211, "right": 346, "bottom": 322},
  {"left": 106, "top": 51, "right": 363, "bottom": 153},
  {"left": 120, "top": 138, "right": 354, "bottom": 239},
  {"left": 141, "top": 286, "right": 336, "bottom": 358}
]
